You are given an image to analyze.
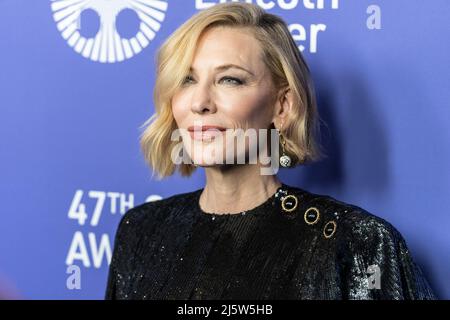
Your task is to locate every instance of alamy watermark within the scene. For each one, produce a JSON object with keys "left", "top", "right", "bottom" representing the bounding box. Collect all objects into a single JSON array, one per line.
[
  {"left": 367, "top": 264, "right": 381, "bottom": 290},
  {"left": 170, "top": 120, "right": 283, "bottom": 175}
]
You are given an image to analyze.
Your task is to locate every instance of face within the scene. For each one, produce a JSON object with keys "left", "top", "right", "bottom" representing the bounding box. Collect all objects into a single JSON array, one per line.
[{"left": 171, "top": 26, "right": 280, "bottom": 167}]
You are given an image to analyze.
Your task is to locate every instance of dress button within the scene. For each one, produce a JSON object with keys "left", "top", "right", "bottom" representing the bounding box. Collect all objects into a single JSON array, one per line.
[
  {"left": 304, "top": 207, "right": 320, "bottom": 225},
  {"left": 281, "top": 194, "right": 298, "bottom": 213},
  {"left": 323, "top": 220, "right": 337, "bottom": 239}
]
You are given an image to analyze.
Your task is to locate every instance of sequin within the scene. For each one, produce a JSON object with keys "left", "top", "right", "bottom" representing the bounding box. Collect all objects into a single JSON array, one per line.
[{"left": 104, "top": 183, "right": 436, "bottom": 300}]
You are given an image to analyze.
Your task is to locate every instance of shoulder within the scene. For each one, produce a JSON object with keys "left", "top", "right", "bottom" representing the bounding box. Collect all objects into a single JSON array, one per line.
[
  {"left": 113, "top": 188, "right": 200, "bottom": 240},
  {"left": 286, "top": 185, "right": 405, "bottom": 245},
  {"left": 285, "top": 185, "right": 436, "bottom": 299},
  {"left": 108, "top": 189, "right": 199, "bottom": 274}
]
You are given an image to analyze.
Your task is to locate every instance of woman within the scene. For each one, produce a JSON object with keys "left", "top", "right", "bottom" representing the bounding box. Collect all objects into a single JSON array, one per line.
[{"left": 105, "top": 3, "right": 435, "bottom": 300}]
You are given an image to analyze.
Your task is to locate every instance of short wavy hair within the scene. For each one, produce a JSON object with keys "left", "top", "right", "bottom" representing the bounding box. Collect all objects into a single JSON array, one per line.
[{"left": 139, "top": 2, "right": 325, "bottom": 180}]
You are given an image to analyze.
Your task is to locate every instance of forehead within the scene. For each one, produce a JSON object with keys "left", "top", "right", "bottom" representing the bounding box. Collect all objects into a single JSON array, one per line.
[{"left": 191, "top": 26, "right": 265, "bottom": 71}]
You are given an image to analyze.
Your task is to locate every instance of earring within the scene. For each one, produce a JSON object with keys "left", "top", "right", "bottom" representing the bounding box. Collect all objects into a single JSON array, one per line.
[{"left": 278, "top": 121, "right": 292, "bottom": 167}]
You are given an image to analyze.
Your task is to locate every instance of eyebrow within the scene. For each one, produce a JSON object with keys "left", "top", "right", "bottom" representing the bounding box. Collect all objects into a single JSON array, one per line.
[{"left": 189, "top": 64, "right": 254, "bottom": 76}]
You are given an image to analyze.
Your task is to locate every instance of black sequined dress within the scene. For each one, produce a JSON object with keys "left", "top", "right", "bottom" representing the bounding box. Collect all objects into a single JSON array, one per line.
[{"left": 105, "top": 183, "right": 435, "bottom": 300}]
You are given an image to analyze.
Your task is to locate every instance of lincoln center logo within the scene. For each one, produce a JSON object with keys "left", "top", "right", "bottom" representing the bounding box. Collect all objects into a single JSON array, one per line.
[{"left": 50, "top": 0, "right": 168, "bottom": 63}]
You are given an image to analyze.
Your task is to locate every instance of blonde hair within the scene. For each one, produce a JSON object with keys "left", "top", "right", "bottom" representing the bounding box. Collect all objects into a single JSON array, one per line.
[{"left": 139, "top": 2, "right": 326, "bottom": 180}]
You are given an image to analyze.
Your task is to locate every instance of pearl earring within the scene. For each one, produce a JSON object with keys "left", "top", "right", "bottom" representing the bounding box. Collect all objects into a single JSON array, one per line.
[{"left": 278, "top": 121, "right": 292, "bottom": 167}]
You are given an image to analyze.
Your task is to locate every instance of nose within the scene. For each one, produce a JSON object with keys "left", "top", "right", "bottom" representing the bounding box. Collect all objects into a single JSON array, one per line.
[{"left": 190, "top": 83, "right": 216, "bottom": 115}]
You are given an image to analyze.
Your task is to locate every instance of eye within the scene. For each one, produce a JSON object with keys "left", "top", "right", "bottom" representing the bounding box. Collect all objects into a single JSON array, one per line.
[
  {"left": 219, "top": 76, "right": 244, "bottom": 85},
  {"left": 182, "top": 75, "right": 194, "bottom": 85},
  {"left": 181, "top": 75, "right": 244, "bottom": 86}
]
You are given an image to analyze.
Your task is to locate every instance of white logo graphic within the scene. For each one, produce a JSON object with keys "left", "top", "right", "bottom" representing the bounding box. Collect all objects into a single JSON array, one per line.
[{"left": 51, "top": 0, "right": 168, "bottom": 63}]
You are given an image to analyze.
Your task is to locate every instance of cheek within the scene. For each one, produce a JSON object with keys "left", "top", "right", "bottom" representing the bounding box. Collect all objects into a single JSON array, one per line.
[
  {"left": 171, "top": 87, "right": 274, "bottom": 129},
  {"left": 171, "top": 95, "right": 189, "bottom": 125},
  {"left": 221, "top": 93, "right": 273, "bottom": 128}
]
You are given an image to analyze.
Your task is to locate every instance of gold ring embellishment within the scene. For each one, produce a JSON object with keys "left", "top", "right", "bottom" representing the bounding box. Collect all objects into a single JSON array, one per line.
[
  {"left": 304, "top": 207, "right": 320, "bottom": 225},
  {"left": 323, "top": 221, "right": 337, "bottom": 239},
  {"left": 281, "top": 194, "right": 298, "bottom": 213}
]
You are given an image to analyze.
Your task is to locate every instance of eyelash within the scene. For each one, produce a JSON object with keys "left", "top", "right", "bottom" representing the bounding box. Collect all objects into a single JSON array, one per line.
[{"left": 182, "top": 75, "right": 244, "bottom": 86}]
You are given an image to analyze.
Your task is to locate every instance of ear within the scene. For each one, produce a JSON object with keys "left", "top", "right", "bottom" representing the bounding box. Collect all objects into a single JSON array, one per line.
[{"left": 272, "top": 87, "right": 293, "bottom": 129}]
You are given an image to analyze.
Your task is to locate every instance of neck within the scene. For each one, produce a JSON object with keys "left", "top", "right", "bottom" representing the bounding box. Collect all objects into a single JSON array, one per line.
[{"left": 199, "top": 164, "right": 282, "bottom": 215}]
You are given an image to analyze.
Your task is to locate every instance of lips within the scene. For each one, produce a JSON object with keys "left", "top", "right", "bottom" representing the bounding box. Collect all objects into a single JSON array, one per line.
[
  {"left": 187, "top": 125, "right": 226, "bottom": 132},
  {"left": 187, "top": 125, "right": 227, "bottom": 141}
]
